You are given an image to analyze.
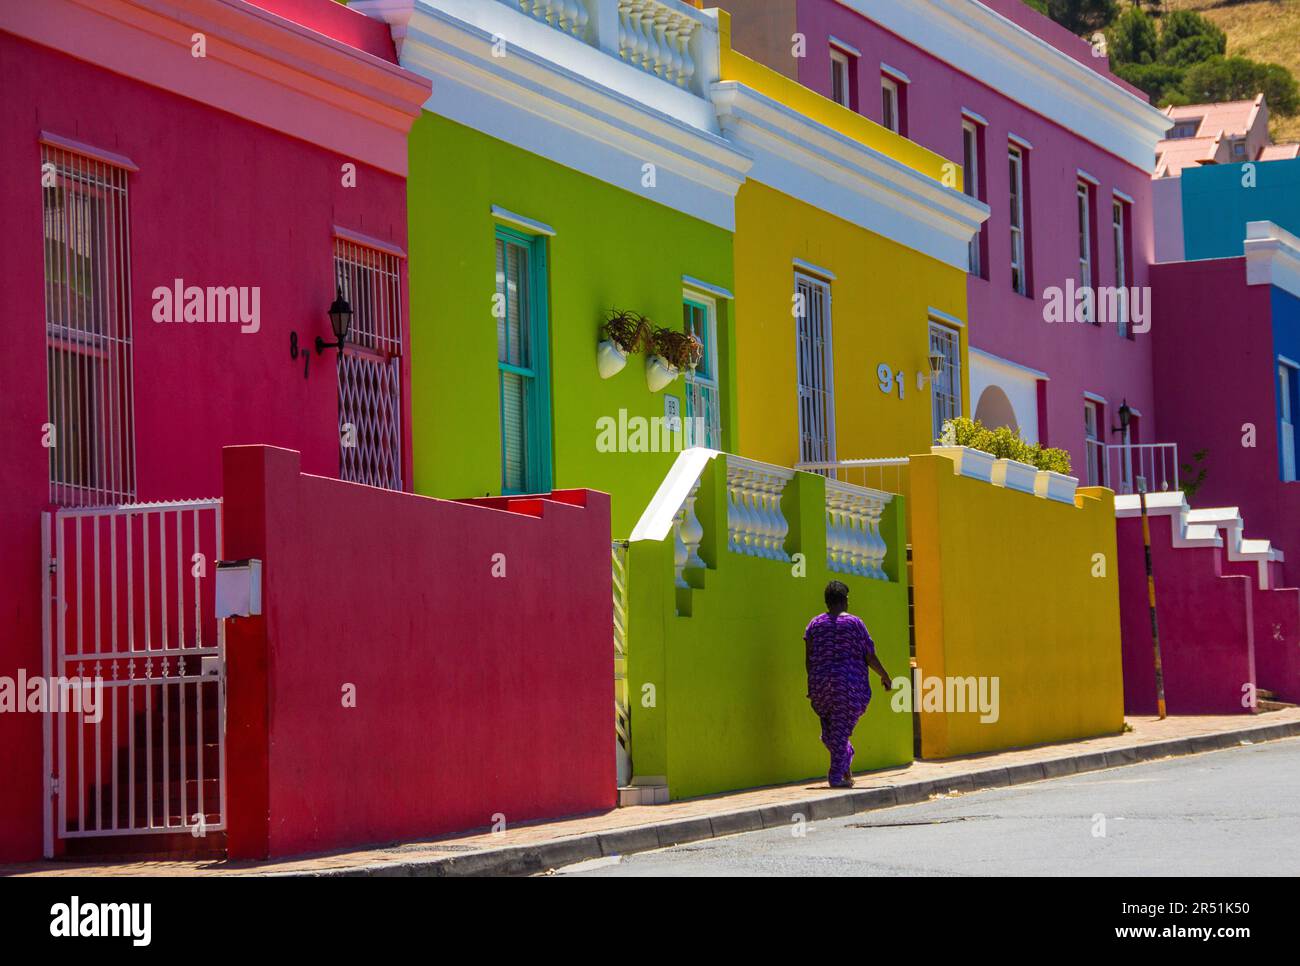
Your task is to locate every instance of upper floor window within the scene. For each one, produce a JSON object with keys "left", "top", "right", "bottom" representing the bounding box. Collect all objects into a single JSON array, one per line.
[
  {"left": 1281, "top": 360, "right": 1297, "bottom": 482},
  {"left": 963, "top": 119, "right": 984, "bottom": 278},
  {"left": 794, "top": 271, "right": 835, "bottom": 465},
  {"left": 929, "top": 321, "right": 962, "bottom": 443},
  {"left": 1232, "top": 139, "right": 1248, "bottom": 159},
  {"left": 1113, "top": 197, "right": 1131, "bottom": 338},
  {"left": 1009, "top": 144, "right": 1028, "bottom": 296},
  {"left": 1170, "top": 121, "right": 1199, "bottom": 139},
  {"left": 1084, "top": 399, "right": 1105, "bottom": 487},
  {"left": 830, "top": 45, "right": 856, "bottom": 110},
  {"left": 42, "top": 143, "right": 136, "bottom": 507},
  {"left": 494, "top": 226, "right": 552, "bottom": 495},
  {"left": 880, "top": 70, "right": 908, "bottom": 136},
  {"left": 683, "top": 293, "right": 722, "bottom": 449},
  {"left": 1077, "top": 181, "right": 1095, "bottom": 324}
]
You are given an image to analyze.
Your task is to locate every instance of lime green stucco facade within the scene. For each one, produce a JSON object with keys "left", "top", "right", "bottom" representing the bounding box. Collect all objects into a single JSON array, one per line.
[
  {"left": 407, "top": 112, "right": 737, "bottom": 535},
  {"left": 628, "top": 456, "right": 913, "bottom": 798}
]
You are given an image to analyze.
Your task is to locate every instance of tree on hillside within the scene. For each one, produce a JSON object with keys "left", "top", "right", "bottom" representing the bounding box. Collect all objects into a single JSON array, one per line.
[
  {"left": 1107, "top": 6, "right": 1158, "bottom": 66},
  {"left": 1025, "top": 0, "right": 1120, "bottom": 34},
  {"left": 1157, "top": 10, "right": 1227, "bottom": 68},
  {"left": 1182, "top": 56, "right": 1300, "bottom": 116}
]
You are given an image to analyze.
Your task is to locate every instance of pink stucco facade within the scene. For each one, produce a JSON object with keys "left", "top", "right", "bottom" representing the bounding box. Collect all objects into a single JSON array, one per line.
[
  {"left": 0, "top": 0, "right": 427, "bottom": 862},
  {"left": 726, "top": 0, "right": 1162, "bottom": 478},
  {"left": 1151, "top": 258, "right": 1300, "bottom": 582}
]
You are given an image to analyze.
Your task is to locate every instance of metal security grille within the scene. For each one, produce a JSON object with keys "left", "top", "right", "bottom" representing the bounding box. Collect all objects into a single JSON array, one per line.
[
  {"left": 334, "top": 239, "right": 403, "bottom": 490},
  {"left": 338, "top": 351, "right": 403, "bottom": 491},
  {"left": 929, "top": 322, "right": 961, "bottom": 442},
  {"left": 42, "top": 145, "right": 136, "bottom": 507},
  {"left": 795, "top": 273, "right": 835, "bottom": 465},
  {"left": 42, "top": 501, "right": 225, "bottom": 854}
]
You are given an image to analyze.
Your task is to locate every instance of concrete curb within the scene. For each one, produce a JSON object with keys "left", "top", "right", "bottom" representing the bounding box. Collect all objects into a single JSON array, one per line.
[{"left": 281, "top": 719, "right": 1300, "bottom": 878}]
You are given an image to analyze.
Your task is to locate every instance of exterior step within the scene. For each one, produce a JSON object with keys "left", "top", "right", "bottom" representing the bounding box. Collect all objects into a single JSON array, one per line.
[
  {"left": 1259, "top": 699, "right": 1297, "bottom": 712},
  {"left": 618, "top": 783, "right": 669, "bottom": 806}
]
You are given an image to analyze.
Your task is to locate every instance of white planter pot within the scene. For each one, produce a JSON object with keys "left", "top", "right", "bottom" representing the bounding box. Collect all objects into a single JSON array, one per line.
[
  {"left": 596, "top": 340, "right": 627, "bottom": 379},
  {"left": 992, "top": 458, "right": 1038, "bottom": 494},
  {"left": 1035, "top": 470, "right": 1079, "bottom": 505},
  {"left": 931, "top": 445, "right": 995, "bottom": 483},
  {"left": 645, "top": 355, "right": 678, "bottom": 393}
]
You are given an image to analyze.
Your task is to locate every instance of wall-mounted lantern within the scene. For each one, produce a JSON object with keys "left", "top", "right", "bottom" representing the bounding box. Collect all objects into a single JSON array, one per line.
[
  {"left": 916, "top": 349, "right": 946, "bottom": 391},
  {"left": 317, "top": 292, "right": 353, "bottom": 355}
]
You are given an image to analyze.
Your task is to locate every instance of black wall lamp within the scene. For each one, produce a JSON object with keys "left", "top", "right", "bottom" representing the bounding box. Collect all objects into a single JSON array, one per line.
[
  {"left": 1112, "top": 398, "right": 1132, "bottom": 436},
  {"left": 317, "top": 292, "right": 353, "bottom": 355}
]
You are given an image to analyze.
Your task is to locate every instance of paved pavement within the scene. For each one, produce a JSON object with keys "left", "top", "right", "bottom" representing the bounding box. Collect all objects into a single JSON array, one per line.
[
  {"left": 4, "top": 710, "right": 1298, "bottom": 876},
  {"left": 560, "top": 737, "right": 1300, "bottom": 877}
]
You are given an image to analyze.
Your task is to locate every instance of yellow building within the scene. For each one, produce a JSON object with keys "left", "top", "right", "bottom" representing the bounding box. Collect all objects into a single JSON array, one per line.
[{"left": 715, "top": 14, "right": 987, "bottom": 470}]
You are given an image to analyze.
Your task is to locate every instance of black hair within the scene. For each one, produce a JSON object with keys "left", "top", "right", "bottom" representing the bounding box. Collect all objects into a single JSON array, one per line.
[{"left": 824, "top": 580, "right": 850, "bottom": 612}]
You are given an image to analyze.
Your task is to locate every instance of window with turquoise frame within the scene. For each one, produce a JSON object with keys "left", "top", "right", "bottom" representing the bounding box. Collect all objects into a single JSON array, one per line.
[
  {"left": 682, "top": 293, "right": 721, "bottom": 448},
  {"left": 494, "top": 226, "right": 552, "bottom": 494}
]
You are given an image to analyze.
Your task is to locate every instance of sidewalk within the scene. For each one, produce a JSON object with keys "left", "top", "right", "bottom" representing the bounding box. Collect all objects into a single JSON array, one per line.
[{"left": 7, "top": 710, "right": 1299, "bottom": 878}]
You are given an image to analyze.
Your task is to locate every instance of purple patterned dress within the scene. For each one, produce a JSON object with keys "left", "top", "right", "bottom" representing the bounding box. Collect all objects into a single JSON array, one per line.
[{"left": 804, "top": 612, "right": 875, "bottom": 784}]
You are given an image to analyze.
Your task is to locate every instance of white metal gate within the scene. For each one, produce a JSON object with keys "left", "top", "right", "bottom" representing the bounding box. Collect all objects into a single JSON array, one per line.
[{"left": 42, "top": 500, "right": 226, "bottom": 856}]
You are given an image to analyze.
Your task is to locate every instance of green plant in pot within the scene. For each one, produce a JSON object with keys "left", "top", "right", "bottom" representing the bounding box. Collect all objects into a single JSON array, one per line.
[
  {"left": 645, "top": 326, "right": 702, "bottom": 393},
  {"left": 597, "top": 308, "right": 651, "bottom": 379}
]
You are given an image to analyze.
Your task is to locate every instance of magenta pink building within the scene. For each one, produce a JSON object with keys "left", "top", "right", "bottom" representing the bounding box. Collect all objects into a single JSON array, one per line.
[
  {"left": 725, "top": 0, "right": 1171, "bottom": 484},
  {"left": 0, "top": 0, "right": 436, "bottom": 862}
]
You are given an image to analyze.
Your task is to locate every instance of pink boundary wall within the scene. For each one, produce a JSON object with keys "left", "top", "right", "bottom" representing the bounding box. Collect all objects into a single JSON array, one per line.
[
  {"left": 1117, "top": 515, "right": 1255, "bottom": 715},
  {"left": 0, "top": 1, "right": 425, "bottom": 862},
  {"left": 222, "top": 447, "right": 615, "bottom": 859},
  {"left": 780, "top": 0, "right": 1158, "bottom": 469}
]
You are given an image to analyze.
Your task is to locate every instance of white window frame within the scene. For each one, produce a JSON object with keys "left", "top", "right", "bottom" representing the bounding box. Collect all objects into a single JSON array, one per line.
[
  {"left": 1077, "top": 181, "right": 1093, "bottom": 324},
  {"left": 1009, "top": 144, "right": 1027, "bottom": 295},
  {"left": 1282, "top": 360, "right": 1297, "bottom": 482},
  {"left": 682, "top": 289, "right": 722, "bottom": 449},
  {"left": 830, "top": 47, "right": 853, "bottom": 109},
  {"left": 1113, "top": 197, "right": 1129, "bottom": 338},
  {"left": 928, "top": 321, "right": 962, "bottom": 443},
  {"left": 1084, "top": 399, "right": 1105, "bottom": 487},
  {"left": 881, "top": 76, "right": 900, "bottom": 134},
  {"left": 794, "top": 272, "right": 836, "bottom": 465},
  {"left": 963, "top": 119, "right": 982, "bottom": 277}
]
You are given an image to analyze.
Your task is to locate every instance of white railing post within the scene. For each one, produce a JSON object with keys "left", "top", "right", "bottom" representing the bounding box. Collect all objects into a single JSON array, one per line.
[
  {"left": 726, "top": 457, "right": 793, "bottom": 561},
  {"left": 825, "top": 480, "right": 892, "bottom": 581},
  {"left": 673, "top": 476, "right": 704, "bottom": 588}
]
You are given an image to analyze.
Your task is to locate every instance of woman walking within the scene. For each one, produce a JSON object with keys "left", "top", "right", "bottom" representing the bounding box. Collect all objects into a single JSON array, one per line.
[{"left": 804, "top": 580, "right": 893, "bottom": 788}]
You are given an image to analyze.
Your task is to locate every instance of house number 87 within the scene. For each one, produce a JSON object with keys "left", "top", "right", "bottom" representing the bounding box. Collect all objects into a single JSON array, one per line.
[{"left": 877, "top": 363, "right": 904, "bottom": 400}]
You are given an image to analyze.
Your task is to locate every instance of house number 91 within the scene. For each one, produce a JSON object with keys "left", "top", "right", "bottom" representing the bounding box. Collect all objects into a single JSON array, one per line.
[{"left": 877, "top": 363, "right": 905, "bottom": 400}]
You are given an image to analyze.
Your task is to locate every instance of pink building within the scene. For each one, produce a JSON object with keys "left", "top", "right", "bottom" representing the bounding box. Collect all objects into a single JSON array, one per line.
[
  {"left": 723, "top": 0, "right": 1171, "bottom": 485},
  {"left": 0, "top": 0, "right": 430, "bottom": 862}
]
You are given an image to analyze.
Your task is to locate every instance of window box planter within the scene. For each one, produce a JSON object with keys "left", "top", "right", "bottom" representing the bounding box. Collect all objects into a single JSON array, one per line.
[
  {"left": 1034, "top": 470, "right": 1079, "bottom": 505},
  {"left": 991, "top": 457, "right": 1038, "bottom": 494},
  {"left": 646, "top": 354, "right": 678, "bottom": 393},
  {"left": 597, "top": 339, "right": 627, "bottom": 379},
  {"left": 931, "top": 445, "right": 995, "bottom": 482}
]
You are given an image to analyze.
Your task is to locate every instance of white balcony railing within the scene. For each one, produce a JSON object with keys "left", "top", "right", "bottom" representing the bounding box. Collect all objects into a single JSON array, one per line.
[
  {"left": 1106, "top": 442, "right": 1179, "bottom": 495},
  {"left": 795, "top": 457, "right": 910, "bottom": 495},
  {"left": 501, "top": 0, "right": 712, "bottom": 93},
  {"left": 727, "top": 457, "right": 794, "bottom": 562}
]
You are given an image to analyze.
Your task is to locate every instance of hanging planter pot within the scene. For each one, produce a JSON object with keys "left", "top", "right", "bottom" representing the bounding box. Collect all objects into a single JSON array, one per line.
[
  {"left": 645, "top": 354, "right": 678, "bottom": 393},
  {"left": 596, "top": 339, "right": 627, "bottom": 379}
]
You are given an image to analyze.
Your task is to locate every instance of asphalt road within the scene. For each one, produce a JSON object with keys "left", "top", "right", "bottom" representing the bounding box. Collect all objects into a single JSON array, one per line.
[{"left": 559, "top": 737, "right": 1300, "bottom": 876}]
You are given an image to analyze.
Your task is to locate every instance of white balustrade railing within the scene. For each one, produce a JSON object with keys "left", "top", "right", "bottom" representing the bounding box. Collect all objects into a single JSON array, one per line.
[
  {"left": 824, "top": 480, "right": 892, "bottom": 581},
  {"left": 501, "top": 0, "right": 709, "bottom": 92},
  {"left": 726, "top": 457, "right": 794, "bottom": 561},
  {"left": 512, "top": 0, "right": 592, "bottom": 39}
]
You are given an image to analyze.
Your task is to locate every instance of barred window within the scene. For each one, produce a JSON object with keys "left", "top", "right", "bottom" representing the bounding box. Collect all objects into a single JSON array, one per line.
[
  {"left": 42, "top": 144, "right": 136, "bottom": 506},
  {"left": 334, "top": 237, "right": 404, "bottom": 490}
]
